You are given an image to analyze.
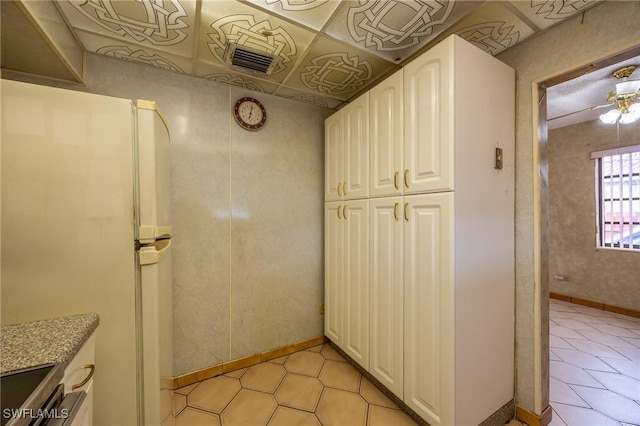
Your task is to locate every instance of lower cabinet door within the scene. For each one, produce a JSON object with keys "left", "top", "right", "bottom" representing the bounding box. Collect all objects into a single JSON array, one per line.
[
  {"left": 403, "top": 193, "right": 453, "bottom": 426},
  {"left": 325, "top": 202, "right": 345, "bottom": 346},
  {"left": 343, "top": 200, "right": 369, "bottom": 369},
  {"left": 369, "top": 197, "right": 404, "bottom": 398}
]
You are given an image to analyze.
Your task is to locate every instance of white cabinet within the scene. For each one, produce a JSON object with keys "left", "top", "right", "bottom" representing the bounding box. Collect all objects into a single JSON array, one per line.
[
  {"left": 324, "top": 93, "right": 369, "bottom": 201},
  {"left": 403, "top": 194, "right": 453, "bottom": 425},
  {"left": 369, "top": 197, "right": 404, "bottom": 397},
  {"left": 62, "top": 332, "right": 96, "bottom": 426},
  {"left": 403, "top": 37, "right": 453, "bottom": 194},
  {"left": 324, "top": 200, "right": 369, "bottom": 369},
  {"left": 370, "top": 70, "right": 403, "bottom": 198},
  {"left": 325, "top": 34, "right": 514, "bottom": 426}
]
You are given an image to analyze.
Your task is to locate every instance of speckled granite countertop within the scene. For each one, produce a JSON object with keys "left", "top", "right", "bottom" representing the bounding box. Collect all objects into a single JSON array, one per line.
[{"left": 1, "top": 313, "right": 99, "bottom": 374}]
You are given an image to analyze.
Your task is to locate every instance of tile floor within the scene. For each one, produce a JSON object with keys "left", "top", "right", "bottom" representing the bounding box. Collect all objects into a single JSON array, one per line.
[
  {"left": 549, "top": 298, "right": 640, "bottom": 426},
  {"left": 172, "top": 343, "right": 419, "bottom": 426}
]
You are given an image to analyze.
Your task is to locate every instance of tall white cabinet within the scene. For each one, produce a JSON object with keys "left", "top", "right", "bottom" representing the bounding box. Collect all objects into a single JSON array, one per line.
[{"left": 324, "top": 35, "right": 515, "bottom": 426}]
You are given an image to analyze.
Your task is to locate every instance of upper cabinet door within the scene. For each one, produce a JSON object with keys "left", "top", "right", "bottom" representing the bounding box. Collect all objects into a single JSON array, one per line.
[
  {"left": 403, "top": 38, "right": 454, "bottom": 194},
  {"left": 343, "top": 93, "right": 369, "bottom": 200},
  {"left": 370, "top": 70, "right": 403, "bottom": 198},
  {"left": 325, "top": 111, "right": 344, "bottom": 201}
]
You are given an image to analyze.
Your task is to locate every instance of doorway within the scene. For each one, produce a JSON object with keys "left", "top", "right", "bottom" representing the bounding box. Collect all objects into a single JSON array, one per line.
[{"left": 536, "top": 45, "right": 640, "bottom": 425}]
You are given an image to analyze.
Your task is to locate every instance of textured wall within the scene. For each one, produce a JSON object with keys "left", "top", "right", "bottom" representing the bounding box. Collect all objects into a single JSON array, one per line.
[
  {"left": 549, "top": 120, "right": 640, "bottom": 310},
  {"left": 3, "top": 53, "right": 330, "bottom": 376},
  {"left": 496, "top": 0, "right": 640, "bottom": 414}
]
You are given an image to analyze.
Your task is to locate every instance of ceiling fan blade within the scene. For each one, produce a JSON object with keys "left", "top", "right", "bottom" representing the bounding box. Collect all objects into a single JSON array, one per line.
[{"left": 548, "top": 103, "right": 614, "bottom": 121}]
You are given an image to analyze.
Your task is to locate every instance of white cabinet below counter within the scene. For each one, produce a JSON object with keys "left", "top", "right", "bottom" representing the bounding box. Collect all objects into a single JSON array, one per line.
[{"left": 61, "top": 332, "right": 96, "bottom": 426}]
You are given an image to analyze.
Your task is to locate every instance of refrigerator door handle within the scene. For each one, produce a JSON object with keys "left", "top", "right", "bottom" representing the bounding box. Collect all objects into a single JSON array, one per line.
[{"left": 139, "top": 239, "right": 172, "bottom": 266}]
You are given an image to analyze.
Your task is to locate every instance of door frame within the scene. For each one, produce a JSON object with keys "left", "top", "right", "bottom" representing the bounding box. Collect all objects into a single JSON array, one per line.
[{"left": 531, "top": 40, "right": 640, "bottom": 419}]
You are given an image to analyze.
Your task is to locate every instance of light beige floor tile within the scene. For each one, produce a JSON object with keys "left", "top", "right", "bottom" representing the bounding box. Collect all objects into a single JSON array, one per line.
[
  {"left": 175, "top": 382, "right": 199, "bottom": 395},
  {"left": 549, "top": 377, "right": 588, "bottom": 407},
  {"left": 275, "top": 374, "right": 323, "bottom": 411},
  {"left": 571, "top": 385, "right": 640, "bottom": 423},
  {"left": 359, "top": 377, "right": 397, "bottom": 409},
  {"left": 173, "top": 393, "right": 187, "bottom": 417},
  {"left": 563, "top": 338, "right": 630, "bottom": 359},
  {"left": 175, "top": 408, "right": 221, "bottom": 426},
  {"left": 553, "top": 348, "right": 617, "bottom": 372},
  {"left": 188, "top": 375, "right": 241, "bottom": 413},
  {"left": 367, "top": 405, "right": 417, "bottom": 426},
  {"left": 268, "top": 355, "right": 289, "bottom": 365},
  {"left": 316, "top": 388, "right": 367, "bottom": 426},
  {"left": 225, "top": 367, "right": 248, "bottom": 378},
  {"left": 320, "top": 344, "right": 345, "bottom": 362},
  {"left": 307, "top": 344, "right": 324, "bottom": 353},
  {"left": 588, "top": 370, "right": 640, "bottom": 401},
  {"left": 319, "top": 360, "right": 361, "bottom": 392},
  {"left": 284, "top": 350, "right": 325, "bottom": 377},
  {"left": 240, "top": 362, "right": 287, "bottom": 393},
  {"left": 221, "top": 389, "right": 277, "bottom": 426},
  {"left": 268, "top": 406, "right": 321, "bottom": 426},
  {"left": 552, "top": 402, "right": 620, "bottom": 426},
  {"left": 550, "top": 360, "right": 603, "bottom": 387}
]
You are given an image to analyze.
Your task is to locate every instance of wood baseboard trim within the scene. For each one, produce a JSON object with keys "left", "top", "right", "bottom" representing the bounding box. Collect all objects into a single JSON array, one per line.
[
  {"left": 550, "top": 292, "right": 640, "bottom": 318},
  {"left": 516, "top": 405, "right": 553, "bottom": 426},
  {"left": 172, "top": 335, "right": 327, "bottom": 389}
]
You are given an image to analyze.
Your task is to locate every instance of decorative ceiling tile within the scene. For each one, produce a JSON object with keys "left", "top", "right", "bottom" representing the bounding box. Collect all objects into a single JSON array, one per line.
[
  {"left": 27, "top": 0, "right": 607, "bottom": 110},
  {"left": 323, "top": 0, "right": 480, "bottom": 63},
  {"left": 57, "top": 0, "right": 196, "bottom": 58},
  {"left": 275, "top": 86, "right": 345, "bottom": 109},
  {"left": 195, "top": 61, "right": 281, "bottom": 93},
  {"left": 285, "top": 35, "right": 399, "bottom": 101},
  {"left": 77, "top": 30, "right": 192, "bottom": 73},
  {"left": 198, "top": 0, "right": 315, "bottom": 83},
  {"left": 434, "top": 1, "right": 535, "bottom": 56},
  {"left": 242, "top": 0, "right": 342, "bottom": 31},
  {"left": 509, "top": 0, "right": 603, "bottom": 30}
]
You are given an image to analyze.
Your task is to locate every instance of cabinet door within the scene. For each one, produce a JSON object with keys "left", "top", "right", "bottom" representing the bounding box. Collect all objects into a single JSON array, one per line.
[
  {"left": 403, "top": 39, "right": 453, "bottom": 194},
  {"left": 369, "top": 197, "right": 403, "bottom": 397},
  {"left": 403, "top": 193, "right": 453, "bottom": 426},
  {"left": 343, "top": 200, "right": 369, "bottom": 369},
  {"left": 370, "top": 70, "right": 403, "bottom": 198},
  {"left": 325, "top": 202, "right": 344, "bottom": 345},
  {"left": 343, "top": 93, "right": 369, "bottom": 200},
  {"left": 325, "top": 111, "right": 344, "bottom": 201}
]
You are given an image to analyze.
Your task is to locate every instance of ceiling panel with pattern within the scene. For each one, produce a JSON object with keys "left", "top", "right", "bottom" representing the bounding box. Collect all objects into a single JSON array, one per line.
[{"left": 17, "top": 0, "right": 606, "bottom": 109}]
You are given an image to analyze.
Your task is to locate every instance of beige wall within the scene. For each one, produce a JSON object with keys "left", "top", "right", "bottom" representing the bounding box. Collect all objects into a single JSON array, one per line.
[
  {"left": 3, "top": 53, "right": 331, "bottom": 376},
  {"left": 549, "top": 119, "right": 640, "bottom": 310},
  {"left": 497, "top": 0, "right": 640, "bottom": 414}
]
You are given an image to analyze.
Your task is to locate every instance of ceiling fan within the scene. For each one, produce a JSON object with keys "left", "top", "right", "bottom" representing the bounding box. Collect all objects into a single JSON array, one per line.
[{"left": 549, "top": 65, "right": 640, "bottom": 125}]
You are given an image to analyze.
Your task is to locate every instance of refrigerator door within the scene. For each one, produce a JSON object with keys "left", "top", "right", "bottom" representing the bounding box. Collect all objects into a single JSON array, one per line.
[
  {"left": 139, "top": 238, "right": 174, "bottom": 426},
  {"left": 1, "top": 79, "right": 138, "bottom": 426},
  {"left": 136, "top": 100, "right": 172, "bottom": 243}
]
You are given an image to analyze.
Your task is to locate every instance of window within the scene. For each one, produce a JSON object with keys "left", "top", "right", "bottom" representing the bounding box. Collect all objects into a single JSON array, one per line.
[{"left": 592, "top": 145, "right": 640, "bottom": 250}]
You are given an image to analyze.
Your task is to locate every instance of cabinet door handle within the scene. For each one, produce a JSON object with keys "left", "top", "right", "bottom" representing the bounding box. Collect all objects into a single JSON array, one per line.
[
  {"left": 393, "top": 203, "right": 399, "bottom": 221},
  {"left": 343, "top": 182, "right": 347, "bottom": 196},
  {"left": 393, "top": 171, "right": 399, "bottom": 190},
  {"left": 404, "top": 202, "right": 409, "bottom": 221},
  {"left": 404, "top": 169, "right": 410, "bottom": 189},
  {"left": 343, "top": 205, "right": 348, "bottom": 219},
  {"left": 337, "top": 205, "right": 342, "bottom": 219},
  {"left": 337, "top": 182, "right": 342, "bottom": 196},
  {"left": 72, "top": 364, "right": 95, "bottom": 391}
]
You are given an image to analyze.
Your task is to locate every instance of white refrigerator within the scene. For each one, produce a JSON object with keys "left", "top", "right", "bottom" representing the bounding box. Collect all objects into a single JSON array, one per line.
[{"left": 1, "top": 79, "right": 174, "bottom": 426}]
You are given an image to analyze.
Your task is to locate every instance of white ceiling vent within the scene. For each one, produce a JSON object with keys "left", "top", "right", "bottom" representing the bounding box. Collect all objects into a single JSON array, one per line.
[{"left": 224, "top": 43, "right": 280, "bottom": 75}]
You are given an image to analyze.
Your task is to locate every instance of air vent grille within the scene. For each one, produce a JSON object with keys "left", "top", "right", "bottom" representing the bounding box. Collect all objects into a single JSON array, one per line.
[{"left": 223, "top": 43, "right": 279, "bottom": 74}]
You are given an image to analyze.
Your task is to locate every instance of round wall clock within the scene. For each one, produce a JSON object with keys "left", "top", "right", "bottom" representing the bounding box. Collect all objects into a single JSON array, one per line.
[{"left": 233, "top": 97, "right": 267, "bottom": 131}]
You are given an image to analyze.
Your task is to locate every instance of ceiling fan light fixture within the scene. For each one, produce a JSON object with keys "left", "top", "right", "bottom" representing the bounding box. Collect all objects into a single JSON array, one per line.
[
  {"left": 618, "top": 103, "right": 640, "bottom": 124},
  {"left": 599, "top": 109, "right": 621, "bottom": 124},
  {"left": 615, "top": 79, "right": 640, "bottom": 96}
]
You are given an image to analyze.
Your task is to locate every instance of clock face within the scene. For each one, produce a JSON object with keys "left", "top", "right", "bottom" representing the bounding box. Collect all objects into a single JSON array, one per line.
[{"left": 234, "top": 97, "right": 267, "bottom": 130}]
